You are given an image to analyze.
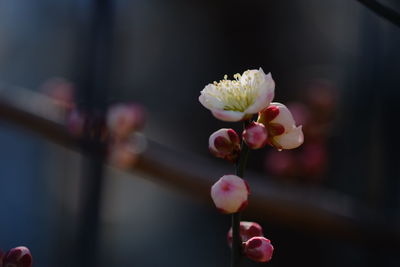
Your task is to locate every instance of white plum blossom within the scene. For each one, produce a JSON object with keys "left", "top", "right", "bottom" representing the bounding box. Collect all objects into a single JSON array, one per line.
[
  {"left": 199, "top": 68, "right": 275, "bottom": 121},
  {"left": 258, "top": 102, "right": 304, "bottom": 150},
  {"left": 211, "top": 175, "right": 249, "bottom": 214}
]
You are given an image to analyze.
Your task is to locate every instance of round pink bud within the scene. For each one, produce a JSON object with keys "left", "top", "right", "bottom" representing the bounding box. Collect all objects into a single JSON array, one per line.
[
  {"left": 210, "top": 175, "right": 249, "bottom": 214},
  {"left": 227, "top": 221, "right": 263, "bottom": 247},
  {"left": 3, "top": 246, "right": 33, "bottom": 267},
  {"left": 242, "top": 122, "right": 268, "bottom": 149},
  {"left": 244, "top": 237, "right": 274, "bottom": 263},
  {"left": 107, "top": 103, "right": 146, "bottom": 141},
  {"left": 209, "top": 129, "right": 241, "bottom": 162}
]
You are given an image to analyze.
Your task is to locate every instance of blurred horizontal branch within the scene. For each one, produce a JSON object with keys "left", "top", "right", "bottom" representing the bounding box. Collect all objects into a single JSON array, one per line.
[
  {"left": 0, "top": 83, "right": 399, "bottom": 247},
  {"left": 357, "top": 0, "right": 400, "bottom": 28}
]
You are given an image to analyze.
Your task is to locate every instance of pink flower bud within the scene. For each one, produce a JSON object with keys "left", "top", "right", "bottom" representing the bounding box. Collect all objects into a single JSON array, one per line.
[
  {"left": 107, "top": 103, "right": 146, "bottom": 141},
  {"left": 3, "top": 246, "right": 32, "bottom": 267},
  {"left": 66, "top": 109, "right": 86, "bottom": 137},
  {"left": 210, "top": 175, "right": 249, "bottom": 214},
  {"left": 41, "top": 77, "right": 76, "bottom": 111},
  {"left": 242, "top": 122, "right": 268, "bottom": 149},
  {"left": 258, "top": 102, "right": 303, "bottom": 150},
  {"left": 265, "top": 149, "right": 296, "bottom": 177},
  {"left": 227, "top": 221, "right": 263, "bottom": 247},
  {"left": 109, "top": 142, "right": 138, "bottom": 169},
  {"left": 243, "top": 237, "right": 274, "bottom": 263},
  {"left": 209, "top": 129, "right": 241, "bottom": 162}
]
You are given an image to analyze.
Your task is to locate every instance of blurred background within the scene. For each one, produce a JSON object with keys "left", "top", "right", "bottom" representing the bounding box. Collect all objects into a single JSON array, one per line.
[{"left": 0, "top": 0, "right": 400, "bottom": 266}]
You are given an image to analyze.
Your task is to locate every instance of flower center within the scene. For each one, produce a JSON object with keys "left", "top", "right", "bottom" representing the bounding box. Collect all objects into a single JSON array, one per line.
[{"left": 210, "top": 72, "right": 261, "bottom": 112}]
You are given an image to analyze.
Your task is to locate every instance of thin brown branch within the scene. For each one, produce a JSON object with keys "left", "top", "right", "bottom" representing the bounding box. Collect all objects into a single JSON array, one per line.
[{"left": 0, "top": 84, "right": 399, "bottom": 247}]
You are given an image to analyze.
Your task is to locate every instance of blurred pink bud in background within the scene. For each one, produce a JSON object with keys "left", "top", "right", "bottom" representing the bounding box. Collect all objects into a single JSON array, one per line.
[
  {"left": 243, "top": 236, "right": 274, "bottom": 263},
  {"left": 209, "top": 128, "right": 241, "bottom": 163},
  {"left": 306, "top": 79, "right": 337, "bottom": 112},
  {"left": 227, "top": 221, "right": 263, "bottom": 247},
  {"left": 300, "top": 141, "right": 327, "bottom": 177},
  {"left": 265, "top": 149, "right": 296, "bottom": 177},
  {"left": 210, "top": 175, "right": 249, "bottom": 214},
  {"left": 286, "top": 102, "right": 311, "bottom": 127},
  {"left": 108, "top": 142, "right": 138, "bottom": 169},
  {"left": 66, "top": 109, "right": 86, "bottom": 137},
  {"left": 107, "top": 103, "right": 146, "bottom": 141},
  {"left": 41, "top": 77, "right": 76, "bottom": 111},
  {"left": 242, "top": 122, "right": 268, "bottom": 149}
]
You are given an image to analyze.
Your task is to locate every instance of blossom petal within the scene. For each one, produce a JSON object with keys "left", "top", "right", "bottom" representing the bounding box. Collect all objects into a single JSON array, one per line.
[
  {"left": 199, "top": 84, "right": 225, "bottom": 110},
  {"left": 212, "top": 109, "right": 245, "bottom": 122},
  {"left": 269, "top": 102, "right": 296, "bottom": 129},
  {"left": 273, "top": 126, "right": 304, "bottom": 149},
  {"left": 243, "top": 69, "right": 275, "bottom": 114}
]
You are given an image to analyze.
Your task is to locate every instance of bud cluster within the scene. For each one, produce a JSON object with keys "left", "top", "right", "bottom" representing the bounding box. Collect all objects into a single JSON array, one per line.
[
  {"left": 208, "top": 103, "right": 303, "bottom": 161},
  {"left": 210, "top": 177, "right": 274, "bottom": 263},
  {"left": 227, "top": 222, "right": 274, "bottom": 263},
  {"left": 0, "top": 246, "right": 32, "bottom": 267},
  {"left": 42, "top": 78, "right": 147, "bottom": 169},
  {"left": 201, "top": 69, "right": 305, "bottom": 265}
]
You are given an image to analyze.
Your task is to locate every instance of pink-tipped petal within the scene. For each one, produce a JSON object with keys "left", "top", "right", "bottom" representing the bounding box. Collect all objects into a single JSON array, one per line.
[
  {"left": 269, "top": 102, "right": 296, "bottom": 128},
  {"left": 273, "top": 126, "right": 304, "bottom": 150},
  {"left": 258, "top": 105, "right": 280, "bottom": 124},
  {"left": 211, "top": 109, "right": 245, "bottom": 122}
]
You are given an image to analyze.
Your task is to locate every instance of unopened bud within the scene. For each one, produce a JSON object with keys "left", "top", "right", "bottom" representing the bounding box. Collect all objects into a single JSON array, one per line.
[
  {"left": 209, "top": 128, "right": 240, "bottom": 162},
  {"left": 227, "top": 221, "right": 263, "bottom": 247},
  {"left": 211, "top": 175, "right": 249, "bottom": 214},
  {"left": 242, "top": 122, "right": 268, "bottom": 149},
  {"left": 244, "top": 237, "right": 274, "bottom": 263},
  {"left": 3, "top": 246, "right": 32, "bottom": 267}
]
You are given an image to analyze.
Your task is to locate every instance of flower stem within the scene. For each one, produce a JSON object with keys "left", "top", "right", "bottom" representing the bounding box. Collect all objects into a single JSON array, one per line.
[{"left": 231, "top": 122, "right": 250, "bottom": 267}]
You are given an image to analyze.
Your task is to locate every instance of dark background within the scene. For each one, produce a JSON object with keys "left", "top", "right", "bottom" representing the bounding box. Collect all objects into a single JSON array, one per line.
[{"left": 0, "top": 0, "right": 399, "bottom": 266}]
